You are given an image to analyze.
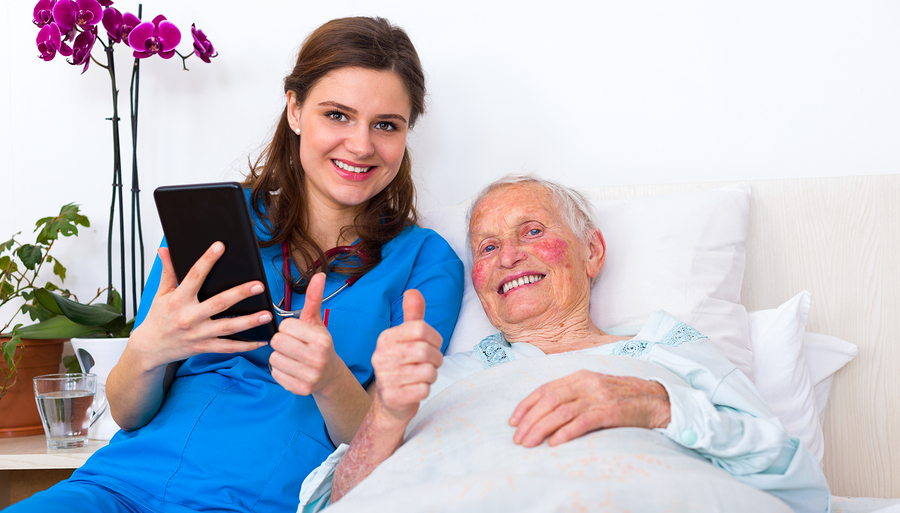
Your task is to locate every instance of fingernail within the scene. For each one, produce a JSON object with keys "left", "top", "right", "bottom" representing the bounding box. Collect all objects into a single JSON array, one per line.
[
  {"left": 259, "top": 313, "right": 272, "bottom": 323},
  {"left": 213, "top": 241, "right": 224, "bottom": 253},
  {"left": 251, "top": 284, "right": 264, "bottom": 295}
]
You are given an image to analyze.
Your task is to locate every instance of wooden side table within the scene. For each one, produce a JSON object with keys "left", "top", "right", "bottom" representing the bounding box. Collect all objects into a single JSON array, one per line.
[{"left": 0, "top": 435, "right": 108, "bottom": 508}]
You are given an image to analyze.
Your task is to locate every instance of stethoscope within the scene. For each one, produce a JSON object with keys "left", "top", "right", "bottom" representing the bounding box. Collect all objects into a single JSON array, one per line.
[{"left": 272, "top": 240, "right": 369, "bottom": 318}]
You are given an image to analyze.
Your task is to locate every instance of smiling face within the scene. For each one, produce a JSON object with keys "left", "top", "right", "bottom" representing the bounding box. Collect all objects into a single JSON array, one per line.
[
  {"left": 287, "top": 67, "right": 412, "bottom": 216},
  {"left": 469, "top": 183, "right": 606, "bottom": 337}
]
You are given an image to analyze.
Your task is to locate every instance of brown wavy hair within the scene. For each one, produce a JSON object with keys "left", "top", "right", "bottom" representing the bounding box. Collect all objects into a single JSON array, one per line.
[{"left": 243, "top": 17, "right": 425, "bottom": 292}]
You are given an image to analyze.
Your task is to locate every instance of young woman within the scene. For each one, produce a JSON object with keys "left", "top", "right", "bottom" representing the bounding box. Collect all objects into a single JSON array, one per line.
[{"left": 6, "top": 17, "right": 463, "bottom": 513}]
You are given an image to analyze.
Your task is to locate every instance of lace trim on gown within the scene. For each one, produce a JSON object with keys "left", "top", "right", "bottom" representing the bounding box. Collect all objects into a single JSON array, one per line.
[
  {"left": 612, "top": 322, "right": 706, "bottom": 357},
  {"left": 474, "top": 333, "right": 517, "bottom": 369}
]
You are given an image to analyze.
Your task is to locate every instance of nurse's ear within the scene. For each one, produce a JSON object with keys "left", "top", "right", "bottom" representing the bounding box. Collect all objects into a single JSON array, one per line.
[{"left": 286, "top": 91, "right": 302, "bottom": 136}]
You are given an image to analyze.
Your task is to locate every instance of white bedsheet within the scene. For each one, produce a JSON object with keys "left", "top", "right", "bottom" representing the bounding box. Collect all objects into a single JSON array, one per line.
[
  {"left": 832, "top": 496, "right": 900, "bottom": 513},
  {"left": 325, "top": 355, "right": 796, "bottom": 512}
]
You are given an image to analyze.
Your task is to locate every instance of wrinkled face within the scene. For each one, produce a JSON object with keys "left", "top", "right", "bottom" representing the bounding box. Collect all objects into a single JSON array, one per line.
[
  {"left": 287, "top": 67, "right": 412, "bottom": 214},
  {"left": 468, "top": 183, "right": 604, "bottom": 332}
]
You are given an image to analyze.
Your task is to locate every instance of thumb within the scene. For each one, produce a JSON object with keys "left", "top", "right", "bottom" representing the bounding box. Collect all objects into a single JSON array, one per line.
[
  {"left": 402, "top": 289, "right": 426, "bottom": 323},
  {"left": 157, "top": 247, "right": 178, "bottom": 292},
  {"left": 299, "top": 273, "right": 325, "bottom": 324}
]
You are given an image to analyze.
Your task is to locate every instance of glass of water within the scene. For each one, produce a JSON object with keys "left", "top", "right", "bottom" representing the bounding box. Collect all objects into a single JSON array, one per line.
[{"left": 32, "top": 373, "right": 108, "bottom": 449}]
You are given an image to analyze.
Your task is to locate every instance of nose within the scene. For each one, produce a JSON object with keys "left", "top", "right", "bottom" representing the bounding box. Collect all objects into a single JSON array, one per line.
[
  {"left": 499, "top": 240, "right": 526, "bottom": 268},
  {"left": 345, "top": 124, "right": 375, "bottom": 159}
]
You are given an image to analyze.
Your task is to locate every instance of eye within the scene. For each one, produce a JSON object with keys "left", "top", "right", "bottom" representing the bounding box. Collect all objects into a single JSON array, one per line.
[
  {"left": 527, "top": 228, "right": 542, "bottom": 237},
  {"left": 326, "top": 111, "right": 348, "bottom": 122},
  {"left": 482, "top": 244, "right": 497, "bottom": 254},
  {"left": 374, "top": 121, "right": 398, "bottom": 132}
]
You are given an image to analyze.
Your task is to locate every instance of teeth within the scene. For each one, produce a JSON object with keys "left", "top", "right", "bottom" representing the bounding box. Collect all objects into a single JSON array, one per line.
[
  {"left": 334, "top": 160, "right": 371, "bottom": 173},
  {"left": 502, "top": 275, "right": 543, "bottom": 294}
]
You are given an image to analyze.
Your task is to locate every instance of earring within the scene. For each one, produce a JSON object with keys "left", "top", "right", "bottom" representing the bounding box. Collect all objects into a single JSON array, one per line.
[{"left": 294, "top": 128, "right": 300, "bottom": 135}]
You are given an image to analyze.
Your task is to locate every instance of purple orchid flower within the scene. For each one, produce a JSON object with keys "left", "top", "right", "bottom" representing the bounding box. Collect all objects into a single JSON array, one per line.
[
  {"left": 191, "top": 24, "right": 217, "bottom": 63},
  {"left": 36, "top": 22, "right": 62, "bottom": 61},
  {"left": 68, "top": 25, "right": 97, "bottom": 73},
  {"left": 128, "top": 14, "right": 181, "bottom": 59},
  {"left": 98, "top": 0, "right": 113, "bottom": 6},
  {"left": 52, "top": 0, "right": 103, "bottom": 33},
  {"left": 33, "top": 0, "right": 57, "bottom": 28},
  {"left": 102, "top": 7, "right": 140, "bottom": 44}
]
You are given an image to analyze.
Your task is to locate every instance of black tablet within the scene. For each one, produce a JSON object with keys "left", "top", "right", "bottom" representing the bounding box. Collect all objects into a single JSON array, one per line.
[{"left": 153, "top": 182, "right": 278, "bottom": 341}]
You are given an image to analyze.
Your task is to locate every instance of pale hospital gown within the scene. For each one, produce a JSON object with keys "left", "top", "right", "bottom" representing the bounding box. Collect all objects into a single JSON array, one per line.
[{"left": 299, "top": 311, "right": 831, "bottom": 513}]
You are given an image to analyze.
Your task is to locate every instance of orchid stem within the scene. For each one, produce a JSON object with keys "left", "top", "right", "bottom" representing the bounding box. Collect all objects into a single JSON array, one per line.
[
  {"left": 176, "top": 50, "right": 194, "bottom": 71},
  {"left": 129, "top": 4, "right": 145, "bottom": 309},
  {"left": 104, "top": 41, "right": 127, "bottom": 318},
  {"left": 91, "top": 55, "right": 109, "bottom": 70}
]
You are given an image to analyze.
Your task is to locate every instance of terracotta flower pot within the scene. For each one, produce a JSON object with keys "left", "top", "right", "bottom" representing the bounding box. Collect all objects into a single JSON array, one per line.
[{"left": 0, "top": 337, "right": 66, "bottom": 438}]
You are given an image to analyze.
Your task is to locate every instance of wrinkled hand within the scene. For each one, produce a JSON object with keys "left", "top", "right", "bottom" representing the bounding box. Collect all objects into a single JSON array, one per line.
[
  {"left": 370, "top": 290, "right": 443, "bottom": 423},
  {"left": 270, "top": 273, "right": 344, "bottom": 396},
  {"left": 129, "top": 243, "right": 272, "bottom": 369},
  {"left": 509, "top": 370, "right": 671, "bottom": 447}
]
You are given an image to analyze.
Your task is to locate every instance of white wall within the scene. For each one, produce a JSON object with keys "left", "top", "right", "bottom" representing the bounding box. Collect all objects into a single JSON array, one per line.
[{"left": 1, "top": 0, "right": 898, "bottom": 321}]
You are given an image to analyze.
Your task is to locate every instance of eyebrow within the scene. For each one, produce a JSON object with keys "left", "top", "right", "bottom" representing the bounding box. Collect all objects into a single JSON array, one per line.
[{"left": 318, "top": 101, "right": 408, "bottom": 124}]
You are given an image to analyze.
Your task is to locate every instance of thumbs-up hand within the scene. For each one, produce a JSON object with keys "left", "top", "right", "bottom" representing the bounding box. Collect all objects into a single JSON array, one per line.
[
  {"left": 270, "top": 273, "right": 342, "bottom": 396},
  {"left": 370, "top": 289, "right": 443, "bottom": 423}
]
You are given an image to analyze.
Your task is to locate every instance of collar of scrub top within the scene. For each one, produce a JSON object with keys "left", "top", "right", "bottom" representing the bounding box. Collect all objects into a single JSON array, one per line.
[{"left": 273, "top": 240, "right": 368, "bottom": 318}]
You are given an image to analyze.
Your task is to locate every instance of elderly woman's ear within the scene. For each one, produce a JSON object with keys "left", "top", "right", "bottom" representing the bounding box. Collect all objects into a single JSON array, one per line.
[{"left": 586, "top": 229, "right": 606, "bottom": 279}]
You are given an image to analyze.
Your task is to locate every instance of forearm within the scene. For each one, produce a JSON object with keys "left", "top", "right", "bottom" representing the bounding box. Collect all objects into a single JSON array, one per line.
[
  {"left": 312, "top": 361, "right": 373, "bottom": 446},
  {"left": 106, "top": 337, "right": 179, "bottom": 431},
  {"left": 657, "top": 380, "right": 790, "bottom": 472},
  {"left": 331, "top": 400, "right": 409, "bottom": 502}
]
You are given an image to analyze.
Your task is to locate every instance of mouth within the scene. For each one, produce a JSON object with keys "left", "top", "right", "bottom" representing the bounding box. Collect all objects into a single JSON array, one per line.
[
  {"left": 498, "top": 274, "right": 545, "bottom": 295},
  {"left": 333, "top": 159, "right": 374, "bottom": 174}
]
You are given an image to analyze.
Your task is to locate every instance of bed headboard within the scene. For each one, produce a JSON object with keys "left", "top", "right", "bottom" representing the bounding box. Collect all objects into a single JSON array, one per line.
[{"left": 578, "top": 174, "right": 899, "bottom": 498}]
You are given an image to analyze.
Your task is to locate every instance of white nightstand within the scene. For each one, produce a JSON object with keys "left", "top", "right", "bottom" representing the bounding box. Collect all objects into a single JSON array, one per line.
[{"left": 0, "top": 435, "right": 108, "bottom": 508}]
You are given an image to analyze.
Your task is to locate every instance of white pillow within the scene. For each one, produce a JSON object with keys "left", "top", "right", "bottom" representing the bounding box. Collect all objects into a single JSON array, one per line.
[
  {"left": 420, "top": 183, "right": 753, "bottom": 379},
  {"left": 803, "top": 332, "right": 858, "bottom": 426},
  {"left": 588, "top": 183, "right": 752, "bottom": 379},
  {"left": 748, "top": 291, "right": 822, "bottom": 461}
]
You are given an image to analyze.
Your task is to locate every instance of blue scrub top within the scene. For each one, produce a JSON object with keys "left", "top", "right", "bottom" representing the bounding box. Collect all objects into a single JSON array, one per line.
[{"left": 68, "top": 191, "right": 464, "bottom": 513}]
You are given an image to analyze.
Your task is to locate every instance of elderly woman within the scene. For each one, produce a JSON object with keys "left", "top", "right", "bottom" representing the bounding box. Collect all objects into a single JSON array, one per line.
[{"left": 298, "top": 176, "right": 831, "bottom": 513}]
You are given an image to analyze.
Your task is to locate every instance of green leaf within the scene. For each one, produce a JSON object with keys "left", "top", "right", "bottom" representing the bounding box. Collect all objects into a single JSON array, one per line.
[
  {"left": 106, "top": 288, "right": 123, "bottom": 310},
  {"left": 34, "top": 218, "right": 55, "bottom": 244},
  {"left": 72, "top": 212, "right": 90, "bottom": 228},
  {"left": 62, "top": 355, "right": 82, "bottom": 373},
  {"left": 2, "top": 326, "right": 22, "bottom": 368},
  {"left": 101, "top": 317, "right": 135, "bottom": 338},
  {"left": 16, "top": 245, "right": 43, "bottom": 270},
  {"left": 119, "top": 318, "right": 135, "bottom": 337},
  {"left": 36, "top": 289, "right": 123, "bottom": 326},
  {"left": 0, "top": 238, "right": 15, "bottom": 252},
  {"left": 21, "top": 304, "right": 55, "bottom": 323},
  {"left": 101, "top": 315, "right": 126, "bottom": 335},
  {"left": 59, "top": 204, "right": 87, "bottom": 226},
  {"left": 51, "top": 259, "right": 67, "bottom": 281},
  {"left": 34, "top": 204, "right": 88, "bottom": 243},
  {"left": 17, "top": 316, "right": 102, "bottom": 339},
  {"left": 33, "top": 288, "right": 64, "bottom": 315},
  {"left": 0, "top": 256, "right": 10, "bottom": 271},
  {"left": 0, "top": 281, "right": 13, "bottom": 302}
]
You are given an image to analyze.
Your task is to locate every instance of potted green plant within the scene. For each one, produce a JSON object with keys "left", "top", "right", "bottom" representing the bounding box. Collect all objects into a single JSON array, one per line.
[{"left": 0, "top": 203, "right": 129, "bottom": 437}]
